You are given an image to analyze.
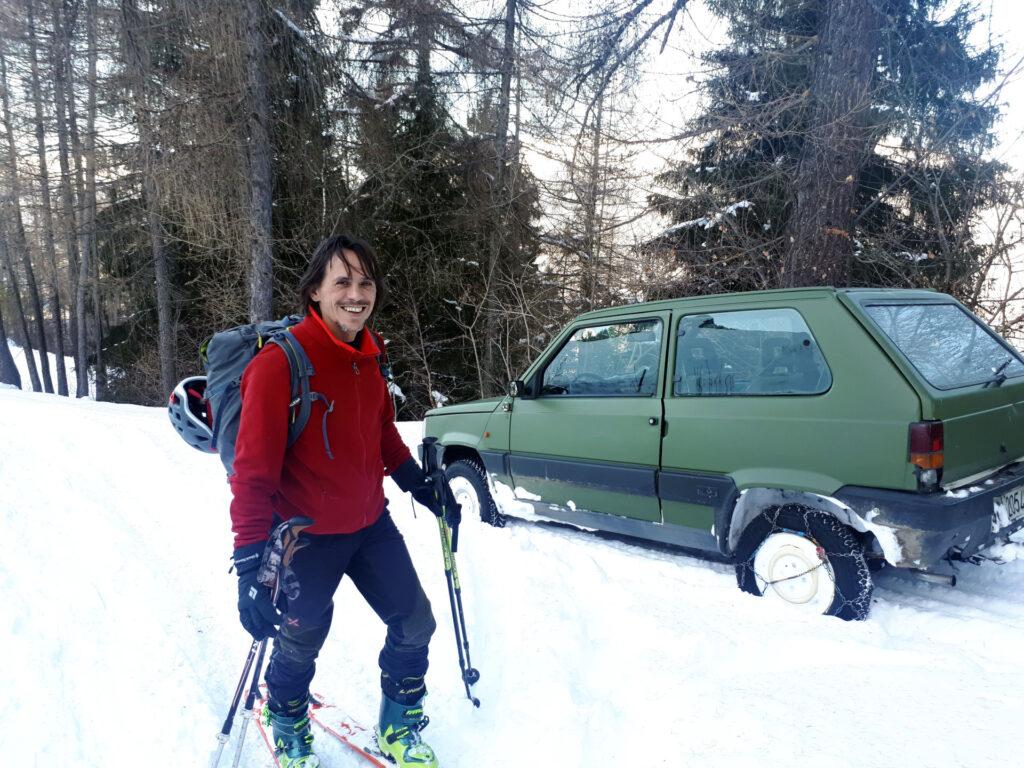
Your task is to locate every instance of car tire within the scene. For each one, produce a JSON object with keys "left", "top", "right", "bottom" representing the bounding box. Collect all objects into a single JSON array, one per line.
[
  {"left": 733, "top": 504, "right": 873, "bottom": 621},
  {"left": 445, "top": 458, "right": 505, "bottom": 528}
]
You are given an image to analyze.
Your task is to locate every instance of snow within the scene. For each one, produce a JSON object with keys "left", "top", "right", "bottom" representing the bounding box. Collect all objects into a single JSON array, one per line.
[
  {"left": 723, "top": 200, "right": 752, "bottom": 215},
  {"left": 273, "top": 8, "right": 307, "bottom": 42},
  {"left": 3, "top": 385, "right": 1024, "bottom": 766},
  {"left": 857, "top": 508, "right": 904, "bottom": 565},
  {"left": 513, "top": 486, "right": 541, "bottom": 501},
  {"left": 387, "top": 381, "right": 407, "bottom": 402},
  {"left": 660, "top": 200, "right": 753, "bottom": 235},
  {"left": 6, "top": 338, "right": 95, "bottom": 398},
  {"left": 900, "top": 251, "right": 932, "bottom": 263}
]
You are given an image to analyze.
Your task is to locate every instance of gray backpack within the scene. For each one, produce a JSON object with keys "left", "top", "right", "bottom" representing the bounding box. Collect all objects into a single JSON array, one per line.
[{"left": 201, "top": 316, "right": 334, "bottom": 475}]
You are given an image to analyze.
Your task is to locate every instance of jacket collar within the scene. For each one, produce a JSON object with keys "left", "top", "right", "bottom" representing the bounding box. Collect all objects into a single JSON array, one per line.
[{"left": 304, "top": 309, "right": 381, "bottom": 359}]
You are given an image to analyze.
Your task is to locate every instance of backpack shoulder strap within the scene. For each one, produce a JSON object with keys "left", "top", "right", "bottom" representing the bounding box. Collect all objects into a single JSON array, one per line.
[
  {"left": 269, "top": 330, "right": 335, "bottom": 460},
  {"left": 368, "top": 329, "right": 393, "bottom": 382}
]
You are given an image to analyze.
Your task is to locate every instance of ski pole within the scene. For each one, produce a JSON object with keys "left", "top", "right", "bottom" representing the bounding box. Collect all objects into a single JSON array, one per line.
[
  {"left": 421, "top": 437, "right": 480, "bottom": 707},
  {"left": 210, "top": 639, "right": 260, "bottom": 768},
  {"left": 210, "top": 516, "right": 314, "bottom": 768},
  {"left": 437, "top": 515, "right": 481, "bottom": 706},
  {"left": 230, "top": 593, "right": 274, "bottom": 767}
]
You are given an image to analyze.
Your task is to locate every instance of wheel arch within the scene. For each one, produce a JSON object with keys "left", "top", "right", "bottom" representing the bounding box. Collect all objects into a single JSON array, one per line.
[
  {"left": 441, "top": 443, "right": 483, "bottom": 469},
  {"left": 726, "top": 487, "right": 898, "bottom": 565}
]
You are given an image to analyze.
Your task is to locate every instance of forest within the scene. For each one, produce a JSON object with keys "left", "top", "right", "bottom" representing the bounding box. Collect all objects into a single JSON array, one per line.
[{"left": 1, "top": 0, "right": 1022, "bottom": 416}]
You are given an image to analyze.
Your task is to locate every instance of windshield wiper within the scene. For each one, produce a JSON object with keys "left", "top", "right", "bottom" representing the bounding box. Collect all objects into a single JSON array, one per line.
[{"left": 983, "top": 358, "right": 1013, "bottom": 388}]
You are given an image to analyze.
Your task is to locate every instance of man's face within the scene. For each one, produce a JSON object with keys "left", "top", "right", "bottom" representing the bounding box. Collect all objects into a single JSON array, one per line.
[{"left": 310, "top": 249, "right": 377, "bottom": 342}]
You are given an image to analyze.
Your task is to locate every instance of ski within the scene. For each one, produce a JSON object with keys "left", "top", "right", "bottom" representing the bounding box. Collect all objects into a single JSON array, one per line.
[
  {"left": 308, "top": 692, "right": 390, "bottom": 768},
  {"left": 252, "top": 687, "right": 389, "bottom": 768}
]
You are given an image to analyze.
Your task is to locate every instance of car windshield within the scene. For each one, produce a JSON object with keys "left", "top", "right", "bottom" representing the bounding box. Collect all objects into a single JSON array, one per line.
[{"left": 863, "top": 303, "right": 1024, "bottom": 390}]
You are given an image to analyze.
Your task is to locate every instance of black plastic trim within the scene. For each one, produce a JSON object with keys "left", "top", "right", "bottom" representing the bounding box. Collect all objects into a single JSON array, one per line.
[
  {"left": 658, "top": 470, "right": 740, "bottom": 554},
  {"left": 479, "top": 450, "right": 509, "bottom": 478},
  {"left": 835, "top": 461, "right": 1024, "bottom": 563},
  {"left": 525, "top": 502, "right": 718, "bottom": 551},
  {"left": 510, "top": 454, "right": 657, "bottom": 498}
]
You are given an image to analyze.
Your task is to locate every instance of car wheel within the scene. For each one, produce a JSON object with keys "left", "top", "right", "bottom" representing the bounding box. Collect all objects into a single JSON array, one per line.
[
  {"left": 445, "top": 458, "right": 505, "bottom": 528},
  {"left": 734, "top": 504, "right": 873, "bottom": 621}
]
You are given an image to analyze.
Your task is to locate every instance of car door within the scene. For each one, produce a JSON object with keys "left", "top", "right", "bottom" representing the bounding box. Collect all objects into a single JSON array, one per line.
[
  {"left": 508, "top": 312, "right": 670, "bottom": 522},
  {"left": 660, "top": 302, "right": 840, "bottom": 544}
]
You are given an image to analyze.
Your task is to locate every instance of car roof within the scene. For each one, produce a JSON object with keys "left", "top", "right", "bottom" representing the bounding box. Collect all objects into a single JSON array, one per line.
[{"left": 575, "top": 286, "right": 944, "bottom": 321}]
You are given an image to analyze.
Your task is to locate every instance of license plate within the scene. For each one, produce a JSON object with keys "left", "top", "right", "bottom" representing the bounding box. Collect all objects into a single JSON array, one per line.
[{"left": 993, "top": 483, "right": 1024, "bottom": 531}]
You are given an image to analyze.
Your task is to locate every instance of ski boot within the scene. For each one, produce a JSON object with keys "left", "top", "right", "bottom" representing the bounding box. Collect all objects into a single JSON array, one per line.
[
  {"left": 376, "top": 693, "right": 439, "bottom": 767},
  {"left": 263, "top": 695, "right": 320, "bottom": 768}
]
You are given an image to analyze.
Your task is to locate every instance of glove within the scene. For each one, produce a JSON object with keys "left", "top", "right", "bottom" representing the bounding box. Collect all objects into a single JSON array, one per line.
[
  {"left": 412, "top": 476, "right": 462, "bottom": 529},
  {"left": 393, "top": 456, "right": 462, "bottom": 527},
  {"left": 233, "top": 541, "right": 281, "bottom": 640}
]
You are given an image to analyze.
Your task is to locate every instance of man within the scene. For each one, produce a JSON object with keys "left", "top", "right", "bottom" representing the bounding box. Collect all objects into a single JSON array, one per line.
[{"left": 229, "top": 234, "right": 455, "bottom": 768}]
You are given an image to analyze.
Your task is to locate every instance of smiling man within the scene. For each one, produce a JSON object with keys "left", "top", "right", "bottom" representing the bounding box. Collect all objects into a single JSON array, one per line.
[{"left": 228, "top": 234, "right": 450, "bottom": 768}]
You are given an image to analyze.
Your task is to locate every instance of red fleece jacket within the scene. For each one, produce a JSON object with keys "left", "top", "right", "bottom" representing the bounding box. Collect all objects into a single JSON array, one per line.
[{"left": 229, "top": 312, "right": 412, "bottom": 548}]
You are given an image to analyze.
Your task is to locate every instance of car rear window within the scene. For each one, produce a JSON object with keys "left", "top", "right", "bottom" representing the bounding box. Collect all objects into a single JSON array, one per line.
[{"left": 863, "top": 303, "right": 1024, "bottom": 390}]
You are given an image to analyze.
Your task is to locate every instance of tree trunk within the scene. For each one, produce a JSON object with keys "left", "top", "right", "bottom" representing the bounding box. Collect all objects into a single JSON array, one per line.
[
  {"left": 481, "top": 0, "right": 518, "bottom": 397},
  {"left": 65, "top": 0, "right": 91, "bottom": 397},
  {"left": 28, "top": 0, "right": 70, "bottom": 396},
  {"left": 243, "top": 0, "right": 273, "bottom": 322},
  {"left": 494, "top": 0, "right": 517, "bottom": 174},
  {"left": 583, "top": 90, "right": 605, "bottom": 306},
  {"left": 0, "top": 49, "right": 51, "bottom": 393},
  {"left": 50, "top": 0, "right": 84, "bottom": 393},
  {"left": 123, "top": 0, "right": 175, "bottom": 395},
  {"left": 0, "top": 289, "right": 22, "bottom": 388},
  {"left": 781, "top": 0, "right": 882, "bottom": 287},
  {"left": 84, "top": 0, "right": 103, "bottom": 399},
  {"left": 1, "top": 213, "right": 39, "bottom": 390}
]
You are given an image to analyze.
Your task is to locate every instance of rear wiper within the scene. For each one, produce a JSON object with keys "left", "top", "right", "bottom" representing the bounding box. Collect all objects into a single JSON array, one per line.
[{"left": 983, "top": 358, "right": 1013, "bottom": 388}]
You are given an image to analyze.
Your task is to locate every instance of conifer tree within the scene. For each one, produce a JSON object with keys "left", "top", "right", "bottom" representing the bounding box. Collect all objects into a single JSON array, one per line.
[
  {"left": 649, "top": 0, "right": 1004, "bottom": 298},
  {"left": 337, "top": 0, "right": 543, "bottom": 408}
]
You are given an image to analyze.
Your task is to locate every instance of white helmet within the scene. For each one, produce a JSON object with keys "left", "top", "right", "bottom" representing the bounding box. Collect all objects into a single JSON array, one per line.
[{"left": 168, "top": 376, "right": 215, "bottom": 453}]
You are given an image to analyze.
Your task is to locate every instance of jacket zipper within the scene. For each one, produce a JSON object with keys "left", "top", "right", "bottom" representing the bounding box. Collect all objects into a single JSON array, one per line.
[{"left": 354, "top": 358, "right": 369, "bottom": 526}]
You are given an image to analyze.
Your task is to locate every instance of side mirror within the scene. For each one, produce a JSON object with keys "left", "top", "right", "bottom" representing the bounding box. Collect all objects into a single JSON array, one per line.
[{"left": 509, "top": 379, "right": 531, "bottom": 399}]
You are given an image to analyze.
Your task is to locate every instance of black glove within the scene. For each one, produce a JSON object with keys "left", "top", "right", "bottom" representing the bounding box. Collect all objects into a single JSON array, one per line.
[
  {"left": 411, "top": 475, "right": 462, "bottom": 528},
  {"left": 393, "top": 456, "right": 461, "bottom": 527},
  {"left": 233, "top": 541, "right": 280, "bottom": 640},
  {"left": 391, "top": 456, "right": 426, "bottom": 494}
]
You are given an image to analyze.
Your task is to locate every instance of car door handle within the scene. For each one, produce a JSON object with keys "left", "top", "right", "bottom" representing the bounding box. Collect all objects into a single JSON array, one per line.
[{"left": 648, "top": 417, "right": 659, "bottom": 426}]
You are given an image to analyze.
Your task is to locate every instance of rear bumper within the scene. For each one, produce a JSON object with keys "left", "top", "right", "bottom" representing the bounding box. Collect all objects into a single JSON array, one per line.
[{"left": 835, "top": 462, "right": 1024, "bottom": 569}]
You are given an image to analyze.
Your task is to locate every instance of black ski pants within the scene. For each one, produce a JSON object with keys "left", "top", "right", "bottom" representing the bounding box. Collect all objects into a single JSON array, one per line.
[{"left": 264, "top": 509, "right": 436, "bottom": 712}]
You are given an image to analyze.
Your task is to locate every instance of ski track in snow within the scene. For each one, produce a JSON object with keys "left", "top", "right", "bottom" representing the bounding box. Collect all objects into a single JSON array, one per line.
[{"left": 2, "top": 380, "right": 1024, "bottom": 767}]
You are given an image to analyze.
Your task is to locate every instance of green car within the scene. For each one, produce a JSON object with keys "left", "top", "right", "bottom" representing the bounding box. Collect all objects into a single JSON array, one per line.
[{"left": 424, "top": 288, "right": 1024, "bottom": 620}]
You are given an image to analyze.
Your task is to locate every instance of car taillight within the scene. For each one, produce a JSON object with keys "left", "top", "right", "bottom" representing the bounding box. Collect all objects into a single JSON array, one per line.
[{"left": 909, "top": 421, "right": 943, "bottom": 490}]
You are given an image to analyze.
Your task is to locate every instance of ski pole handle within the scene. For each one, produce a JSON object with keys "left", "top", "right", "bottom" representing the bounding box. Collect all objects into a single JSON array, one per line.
[
  {"left": 421, "top": 437, "right": 461, "bottom": 551},
  {"left": 258, "top": 515, "right": 315, "bottom": 589},
  {"left": 420, "top": 436, "right": 441, "bottom": 474}
]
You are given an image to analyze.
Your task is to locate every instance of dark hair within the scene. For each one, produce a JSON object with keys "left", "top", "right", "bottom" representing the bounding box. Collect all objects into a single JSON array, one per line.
[{"left": 298, "top": 234, "right": 386, "bottom": 317}]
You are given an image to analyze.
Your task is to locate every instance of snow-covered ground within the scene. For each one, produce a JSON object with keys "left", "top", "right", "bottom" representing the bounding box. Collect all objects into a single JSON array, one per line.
[
  {"left": 3, "top": 384, "right": 1024, "bottom": 767},
  {"left": 6, "top": 338, "right": 95, "bottom": 398}
]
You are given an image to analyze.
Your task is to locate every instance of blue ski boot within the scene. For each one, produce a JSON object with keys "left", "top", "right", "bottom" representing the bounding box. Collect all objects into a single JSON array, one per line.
[
  {"left": 376, "top": 693, "right": 439, "bottom": 767},
  {"left": 263, "top": 696, "right": 320, "bottom": 768}
]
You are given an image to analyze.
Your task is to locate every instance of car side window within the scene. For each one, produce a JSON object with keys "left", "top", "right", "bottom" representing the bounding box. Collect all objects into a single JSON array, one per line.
[
  {"left": 541, "top": 319, "right": 663, "bottom": 397},
  {"left": 674, "top": 308, "right": 831, "bottom": 396}
]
